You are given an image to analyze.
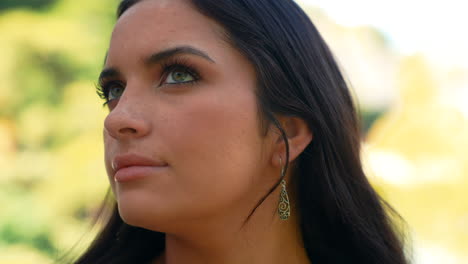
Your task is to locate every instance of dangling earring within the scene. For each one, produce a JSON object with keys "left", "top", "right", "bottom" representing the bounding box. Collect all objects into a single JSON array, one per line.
[{"left": 278, "top": 157, "right": 290, "bottom": 220}]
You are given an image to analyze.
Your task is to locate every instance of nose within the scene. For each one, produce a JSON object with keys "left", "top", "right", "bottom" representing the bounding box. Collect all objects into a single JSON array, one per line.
[{"left": 104, "top": 97, "right": 151, "bottom": 140}]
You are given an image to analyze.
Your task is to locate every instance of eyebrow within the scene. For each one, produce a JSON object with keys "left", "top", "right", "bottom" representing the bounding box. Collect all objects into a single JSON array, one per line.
[
  {"left": 144, "top": 45, "right": 215, "bottom": 65},
  {"left": 98, "top": 46, "right": 215, "bottom": 83}
]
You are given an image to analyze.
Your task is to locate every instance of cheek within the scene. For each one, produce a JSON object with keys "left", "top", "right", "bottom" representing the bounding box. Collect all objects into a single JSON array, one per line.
[
  {"left": 161, "top": 89, "right": 265, "bottom": 210},
  {"left": 103, "top": 131, "right": 116, "bottom": 190}
]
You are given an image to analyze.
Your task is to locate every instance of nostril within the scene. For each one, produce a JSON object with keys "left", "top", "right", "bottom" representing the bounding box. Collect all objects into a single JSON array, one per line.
[{"left": 119, "top": 127, "right": 138, "bottom": 134}]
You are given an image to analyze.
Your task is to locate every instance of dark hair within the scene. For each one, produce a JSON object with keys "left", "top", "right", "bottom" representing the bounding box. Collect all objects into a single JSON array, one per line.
[{"left": 68, "top": 0, "right": 410, "bottom": 263}]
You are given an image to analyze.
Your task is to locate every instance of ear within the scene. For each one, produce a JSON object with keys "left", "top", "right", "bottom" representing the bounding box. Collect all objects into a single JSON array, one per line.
[{"left": 271, "top": 116, "right": 313, "bottom": 168}]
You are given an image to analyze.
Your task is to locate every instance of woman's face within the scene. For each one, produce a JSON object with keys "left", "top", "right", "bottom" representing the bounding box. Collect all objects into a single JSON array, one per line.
[{"left": 102, "top": 0, "right": 276, "bottom": 231}]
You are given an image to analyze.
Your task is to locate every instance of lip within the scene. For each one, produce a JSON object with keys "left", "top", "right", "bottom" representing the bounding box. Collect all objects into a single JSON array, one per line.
[{"left": 112, "top": 153, "right": 168, "bottom": 182}]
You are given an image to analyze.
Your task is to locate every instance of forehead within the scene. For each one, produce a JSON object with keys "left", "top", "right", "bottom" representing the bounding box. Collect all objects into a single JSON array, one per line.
[{"left": 108, "top": 0, "right": 225, "bottom": 64}]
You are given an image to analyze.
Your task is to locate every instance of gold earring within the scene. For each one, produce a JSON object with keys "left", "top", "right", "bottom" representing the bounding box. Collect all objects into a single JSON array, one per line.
[{"left": 278, "top": 157, "right": 290, "bottom": 220}]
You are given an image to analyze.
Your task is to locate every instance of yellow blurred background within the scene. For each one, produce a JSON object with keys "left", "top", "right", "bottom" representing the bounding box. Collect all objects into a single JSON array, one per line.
[{"left": 0, "top": 0, "right": 466, "bottom": 263}]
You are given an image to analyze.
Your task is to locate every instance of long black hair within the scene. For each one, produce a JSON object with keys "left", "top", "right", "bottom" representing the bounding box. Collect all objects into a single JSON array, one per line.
[{"left": 68, "top": 0, "right": 410, "bottom": 263}]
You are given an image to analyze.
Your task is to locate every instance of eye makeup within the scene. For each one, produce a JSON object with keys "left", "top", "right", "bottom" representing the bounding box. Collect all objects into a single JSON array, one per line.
[{"left": 96, "top": 56, "right": 203, "bottom": 107}]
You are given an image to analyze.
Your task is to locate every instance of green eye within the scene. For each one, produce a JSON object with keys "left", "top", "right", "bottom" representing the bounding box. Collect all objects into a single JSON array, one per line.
[
  {"left": 165, "top": 70, "right": 195, "bottom": 84},
  {"left": 108, "top": 84, "right": 124, "bottom": 100}
]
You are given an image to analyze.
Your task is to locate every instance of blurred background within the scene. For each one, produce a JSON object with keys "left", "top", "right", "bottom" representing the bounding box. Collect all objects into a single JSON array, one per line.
[{"left": 0, "top": 0, "right": 466, "bottom": 263}]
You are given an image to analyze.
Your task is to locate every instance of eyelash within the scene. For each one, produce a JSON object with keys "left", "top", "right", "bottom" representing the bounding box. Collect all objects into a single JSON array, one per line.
[
  {"left": 95, "top": 80, "right": 124, "bottom": 106},
  {"left": 96, "top": 58, "right": 201, "bottom": 107},
  {"left": 160, "top": 57, "right": 200, "bottom": 85}
]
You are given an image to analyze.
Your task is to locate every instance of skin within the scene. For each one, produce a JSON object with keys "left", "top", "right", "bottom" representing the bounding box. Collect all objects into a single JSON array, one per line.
[{"left": 102, "top": 0, "right": 313, "bottom": 263}]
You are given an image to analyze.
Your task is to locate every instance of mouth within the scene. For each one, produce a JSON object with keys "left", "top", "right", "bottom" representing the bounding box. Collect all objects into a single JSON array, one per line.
[{"left": 112, "top": 153, "right": 168, "bottom": 182}]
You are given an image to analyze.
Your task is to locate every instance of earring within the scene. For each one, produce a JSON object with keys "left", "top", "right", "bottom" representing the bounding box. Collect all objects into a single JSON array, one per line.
[{"left": 278, "top": 157, "right": 290, "bottom": 220}]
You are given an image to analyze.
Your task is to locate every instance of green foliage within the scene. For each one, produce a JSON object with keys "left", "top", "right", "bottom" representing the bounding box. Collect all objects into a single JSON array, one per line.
[
  {"left": 0, "top": 187, "right": 56, "bottom": 257},
  {"left": 0, "top": 0, "right": 57, "bottom": 12},
  {"left": 360, "top": 108, "right": 385, "bottom": 134},
  {"left": 0, "top": 0, "right": 115, "bottom": 262}
]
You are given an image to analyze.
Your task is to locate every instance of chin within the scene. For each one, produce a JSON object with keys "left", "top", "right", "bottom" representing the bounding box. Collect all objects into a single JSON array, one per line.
[
  {"left": 116, "top": 192, "right": 179, "bottom": 232},
  {"left": 115, "top": 190, "right": 154, "bottom": 226}
]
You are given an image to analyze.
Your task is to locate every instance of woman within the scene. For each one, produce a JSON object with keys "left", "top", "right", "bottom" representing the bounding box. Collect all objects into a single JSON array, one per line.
[{"left": 72, "top": 0, "right": 410, "bottom": 263}]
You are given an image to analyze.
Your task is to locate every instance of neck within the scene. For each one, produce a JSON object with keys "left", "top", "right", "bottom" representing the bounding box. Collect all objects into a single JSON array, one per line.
[{"left": 152, "top": 185, "right": 310, "bottom": 264}]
